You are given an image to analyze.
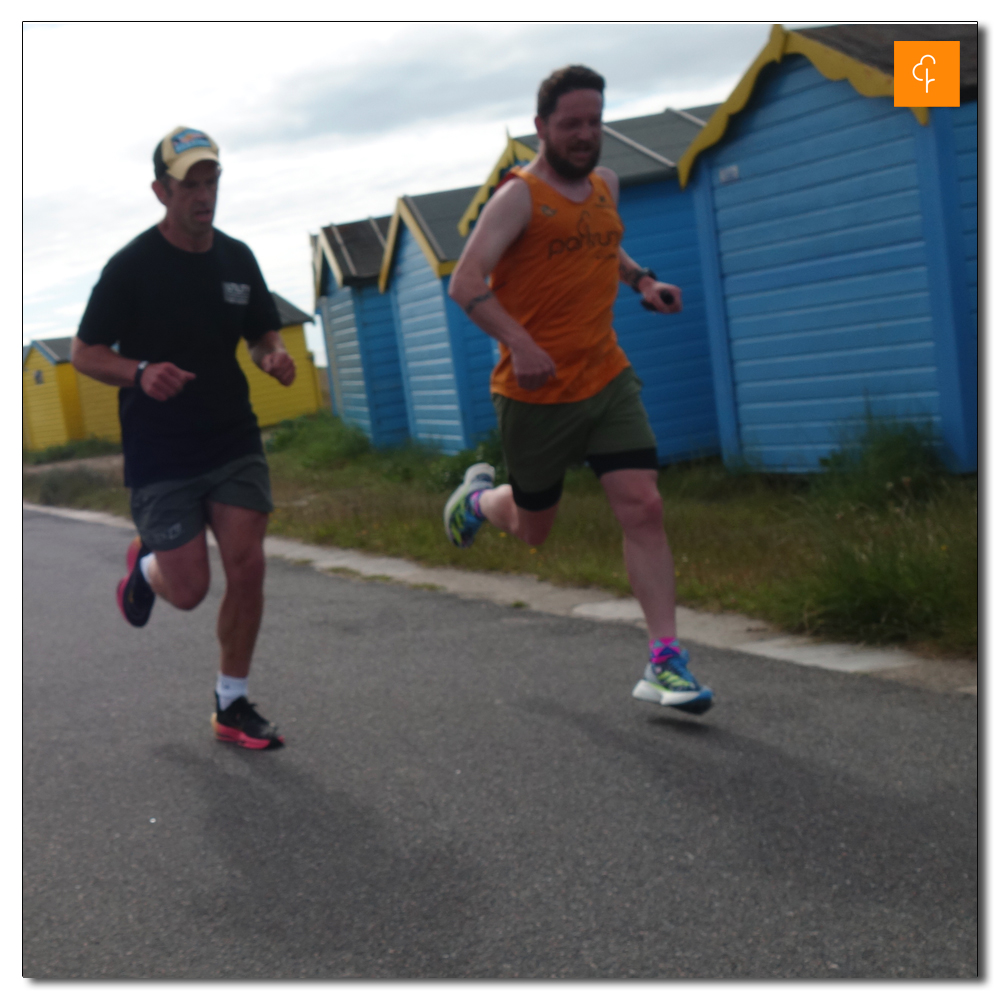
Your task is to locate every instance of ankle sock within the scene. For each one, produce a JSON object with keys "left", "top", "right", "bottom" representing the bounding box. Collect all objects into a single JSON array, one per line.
[
  {"left": 468, "top": 489, "right": 486, "bottom": 519},
  {"left": 139, "top": 552, "right": 156, "bottom": 584},
  {"left": 216, "top": 674, "right": 248, "bottom": 711},
  {"left": 650, "top": 636, "right": 682, "bottom": 663}
]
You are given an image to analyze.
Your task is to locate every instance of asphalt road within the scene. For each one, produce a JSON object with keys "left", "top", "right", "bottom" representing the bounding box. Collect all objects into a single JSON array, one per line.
[{"left": 22, "top": 509, "right": 978, "bottom": 979}]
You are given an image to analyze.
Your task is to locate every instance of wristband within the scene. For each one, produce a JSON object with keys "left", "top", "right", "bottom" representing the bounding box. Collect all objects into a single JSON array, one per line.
[
  {"left": 135, "top": 360, "right": 149, "bottom": 388},
  {"left": 630, "top": 267, "right": 656, "bottom": 292}
]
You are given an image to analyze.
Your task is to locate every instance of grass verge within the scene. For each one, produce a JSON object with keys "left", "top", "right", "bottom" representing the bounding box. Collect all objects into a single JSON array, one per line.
[
  {"left": 23, "top": 466, "right": 131, "bottom": 518},
  {"left": 23, "top": 413, "right": 977, "bottom": 657},
  {"left": 23, "top": 437, "right": 122, "bottom": 466}
]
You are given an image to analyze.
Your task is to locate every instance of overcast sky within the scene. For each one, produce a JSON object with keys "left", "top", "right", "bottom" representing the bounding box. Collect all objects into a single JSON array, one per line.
[{"left": 23, "top": 21, "right": 786, "bottom": 365}]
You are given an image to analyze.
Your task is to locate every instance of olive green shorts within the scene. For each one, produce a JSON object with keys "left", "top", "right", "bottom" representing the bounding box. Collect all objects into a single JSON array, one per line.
[
  {"left": 493, "top": 366, "right": 658, "bottom": 510},
  {"left": 130, "top": 453, "right": 273, "bottom": 551}
]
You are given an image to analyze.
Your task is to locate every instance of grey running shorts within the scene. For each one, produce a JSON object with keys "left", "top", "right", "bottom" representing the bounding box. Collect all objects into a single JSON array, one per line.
[{"left": 130, "top": 453, "right": 274, "bottom": 551}]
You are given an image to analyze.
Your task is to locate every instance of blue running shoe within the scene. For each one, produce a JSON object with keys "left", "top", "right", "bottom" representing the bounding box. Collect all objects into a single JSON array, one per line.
[
  {"left": 632, "top": 645, "right": 714, "bottom": 714},
  {"left": 444, "top": 462, "right": 494, "bottom": 548}
]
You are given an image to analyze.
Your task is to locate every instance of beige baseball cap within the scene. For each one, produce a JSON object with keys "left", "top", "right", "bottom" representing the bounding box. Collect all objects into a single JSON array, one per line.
[{"left": 153, "top": 126, "right": 220, "bottom": 181}]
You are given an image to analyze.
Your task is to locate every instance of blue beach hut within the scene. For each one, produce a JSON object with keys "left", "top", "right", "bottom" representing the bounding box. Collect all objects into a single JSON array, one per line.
[
  {"left": 458, "top": 105, "right": 722, "bottom": 465},
  {"left": 678, "top": 23, "right": 978, "bottom": 472},
  {"left": 377, "top": 187, "right": 497, "bottom": 454},
  {"left": 313, "top": 215, "right": 409, "bottom": 447}
]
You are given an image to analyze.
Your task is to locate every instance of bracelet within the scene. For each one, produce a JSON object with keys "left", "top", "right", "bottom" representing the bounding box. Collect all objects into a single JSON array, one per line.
[
  {"left": 630, "top": 267, "right": 656, "bottom": 292},
  {"left": 135, "top": 360, "right": 149, "bottom": 388}
]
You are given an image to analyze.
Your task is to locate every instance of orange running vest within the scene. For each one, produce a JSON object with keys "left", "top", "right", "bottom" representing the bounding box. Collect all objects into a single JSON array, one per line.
[{"left": 489, "top": 167, "right": 630, "bottom": 403}]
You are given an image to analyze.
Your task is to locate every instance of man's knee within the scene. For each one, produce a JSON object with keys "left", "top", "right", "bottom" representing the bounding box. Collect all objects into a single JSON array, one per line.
[
  {"left": 514, "top": 504, "right": 559, "bottom": 547},
  {"left": 614, "top": 488, "right": 664, "bottom": 533},
  {"left": 225, "top": 544, "right": 266, "bottom": 591},
  {"left": 154, "top": 546, "right": 210, "bottom": 610},
  {"left": 519, "top": 521, "right": 554, "bottom": 547},
  {"left": 172, "top": 583, "right": 209, "bottom": 611},
  {"left": 167, "top": 571, "right": 210, "bottom": 610}
]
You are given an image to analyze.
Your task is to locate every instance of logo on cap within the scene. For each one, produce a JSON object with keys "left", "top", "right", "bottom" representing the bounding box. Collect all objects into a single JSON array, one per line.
[{"left": 171, "top": 129, "right": 214, "bottom": 154}]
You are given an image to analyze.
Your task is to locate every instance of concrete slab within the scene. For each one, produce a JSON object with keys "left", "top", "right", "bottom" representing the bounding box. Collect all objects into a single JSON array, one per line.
[
  {"left": 732, "top": 637, "right": 925, "bottom": 673},
  {"left": 23, "top": 501, "right": 975, "bottom": 694}
]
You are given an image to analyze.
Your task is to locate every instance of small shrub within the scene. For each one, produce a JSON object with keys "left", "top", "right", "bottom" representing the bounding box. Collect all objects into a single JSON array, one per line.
[
  {"left": 266, "top": 412, "right": 370, "bottom": 468},
  {"left": 813, "top": 418, "right": 947, "bottom": 510},
  {"left": 369, "top": 440, "right": 448, "bottom": 486},
  {"left": 418, "top": 431, "right": 508, "bottom": 493},
  {"left": 268, "top": 415, "right": 506, "bottom": 492}
]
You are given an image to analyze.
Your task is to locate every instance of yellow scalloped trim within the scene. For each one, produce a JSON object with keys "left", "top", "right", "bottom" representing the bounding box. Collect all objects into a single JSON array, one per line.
[
  {"left": 458, "top": 135, "right": 537, "bottom": 237},
  {"left": 377, "top": 206, "right": 402, "bottom": 293},
  {"left": 378, "top": 197, "right": 459, "bottom": 293},
  {"left": 677, "top": 24, "right": 928, "bottom": 188}
]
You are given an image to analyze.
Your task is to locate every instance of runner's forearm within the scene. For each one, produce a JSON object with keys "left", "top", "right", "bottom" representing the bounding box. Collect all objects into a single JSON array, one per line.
[
  {"left": 448, "top": 271, "right": 537, "bottom": 355},
  {"left": 618, "top": 249, "right": 656, "bottom": 294},
  {"left": 70, "top": 338, "right": 142, "bottom": 387},
  {"left": 248, "top": 329, "right": 286, "bottom": 368}
]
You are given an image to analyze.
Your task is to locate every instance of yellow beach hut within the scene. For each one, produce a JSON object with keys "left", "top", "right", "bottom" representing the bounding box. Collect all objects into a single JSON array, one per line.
[
  {"left": 22, "top": 337, "right": 89, "bottom": 451},
  {"left": 23, "top": 292, "right": 323, "bottom": 453},
  {"left": 237, "top": 292, "right": 324, "bottom": 427}
]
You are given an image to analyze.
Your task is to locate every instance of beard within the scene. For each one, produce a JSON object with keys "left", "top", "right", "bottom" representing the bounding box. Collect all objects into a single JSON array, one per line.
[{"left": 543, "top": 141, "right": 601, "bottom": 180}]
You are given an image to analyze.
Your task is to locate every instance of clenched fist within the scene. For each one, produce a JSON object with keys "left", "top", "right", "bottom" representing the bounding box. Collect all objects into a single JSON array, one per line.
[
  {"left": 139, "top": 362, "right": 196, "bottom": 401},
  {"left": 260, "top": 350, "right": 296, "bottom": 386}
]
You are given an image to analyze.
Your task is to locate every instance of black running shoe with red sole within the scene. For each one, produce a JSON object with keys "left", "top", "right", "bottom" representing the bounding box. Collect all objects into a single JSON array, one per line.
[
  {"left": 116, "top": 536, "right": 155, "bottom": 627},
  {"left": 211, "top": 695, "right": 285, "bottom": 750}
]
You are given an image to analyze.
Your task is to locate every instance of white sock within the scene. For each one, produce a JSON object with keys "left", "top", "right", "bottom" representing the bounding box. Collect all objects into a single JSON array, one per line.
[
  {"left": 216, "top": 674, "right": 248, "bottom": 711},
  {"left": 139, "top": 552, "right": 156, "bottom": 584}
]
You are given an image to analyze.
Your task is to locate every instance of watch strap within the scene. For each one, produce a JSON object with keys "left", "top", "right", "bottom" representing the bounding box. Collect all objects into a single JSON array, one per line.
[{"left": 630, "top": 267, "right": 656, "bottom": 292}]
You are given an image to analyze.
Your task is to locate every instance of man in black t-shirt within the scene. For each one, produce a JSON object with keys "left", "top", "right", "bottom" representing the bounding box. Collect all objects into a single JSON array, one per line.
[{"left": 72, "top": 126, "right": 296, "bottom": 750}]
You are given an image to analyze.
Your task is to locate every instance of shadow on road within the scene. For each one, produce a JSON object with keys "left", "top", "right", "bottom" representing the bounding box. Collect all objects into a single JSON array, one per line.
[
  {"left": 146, "top": 742, "right": 486, "bottom": 977},
  {"left": 516, "top": 695, "right": 976, "bottom": 967}
]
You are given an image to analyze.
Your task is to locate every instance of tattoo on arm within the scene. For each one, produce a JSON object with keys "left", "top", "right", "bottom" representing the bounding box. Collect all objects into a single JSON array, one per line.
[
  {"left": 464, "top": 290, "right": 494, "bottom": 316},
  {"left": 619, "top": 261, "right": 642, "bottom": 287}
]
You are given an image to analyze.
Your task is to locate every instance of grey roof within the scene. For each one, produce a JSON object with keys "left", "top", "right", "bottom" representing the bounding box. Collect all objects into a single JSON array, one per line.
[
  {"left": 680, "top": 104, "right": 721, "bottom": 124},
  {"left": 404, "top": 186, "right": 481, "bottom": 262},
  {"left": 31, "top": 336, "right": 73, "bottom": 364},
  {"left": 271, "top": 292, "right": 313, "bottom": 327},
  {"left": 320, "top": 215, "right": 391, "bottom": 285},
  {"left": 796, "top": 23, "right": 978, "bottom": 94},
  {"left": 514, "top": 103, "right": 721, "bottom": 187}
]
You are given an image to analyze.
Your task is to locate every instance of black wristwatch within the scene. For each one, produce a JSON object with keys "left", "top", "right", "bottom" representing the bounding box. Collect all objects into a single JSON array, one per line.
[
  {"left": 630, "top": 267, "right": 656, "bottom": 292},
  {"left": 135, "top": 360, "right": 149, "bottom": 388}
]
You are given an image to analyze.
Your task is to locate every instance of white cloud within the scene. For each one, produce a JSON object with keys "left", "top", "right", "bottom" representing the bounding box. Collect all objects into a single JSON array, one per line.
[
  {"left": 222, "top": 23, "right": 765, "bottom": 148},
  {"left": 23, "top": 21, "right": 772, "bottom": 366}
]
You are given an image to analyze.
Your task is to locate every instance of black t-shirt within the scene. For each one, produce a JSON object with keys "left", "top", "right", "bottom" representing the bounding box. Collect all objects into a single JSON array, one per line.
[{"left": 77, "top": 226, "right": 281, "bottom": 488}]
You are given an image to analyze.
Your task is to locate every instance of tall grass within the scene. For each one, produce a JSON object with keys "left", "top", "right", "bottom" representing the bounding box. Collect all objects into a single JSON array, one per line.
[
  {"left": 780, "top": 495, "right": 976, "bottom": 649},
  {"left": 771, "top": 419, "right": 977, "bottom": 650}
]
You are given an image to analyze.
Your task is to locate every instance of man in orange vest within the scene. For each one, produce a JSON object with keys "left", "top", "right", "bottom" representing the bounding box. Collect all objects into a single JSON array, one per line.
[{"left": 446, "top": 66, "right": 713, "bottom": 715}]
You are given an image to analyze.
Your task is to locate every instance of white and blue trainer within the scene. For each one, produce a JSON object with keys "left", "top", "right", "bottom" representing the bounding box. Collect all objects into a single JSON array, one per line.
[{"left": 444, "top": 462, "right": 495, "bottom": 548}]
